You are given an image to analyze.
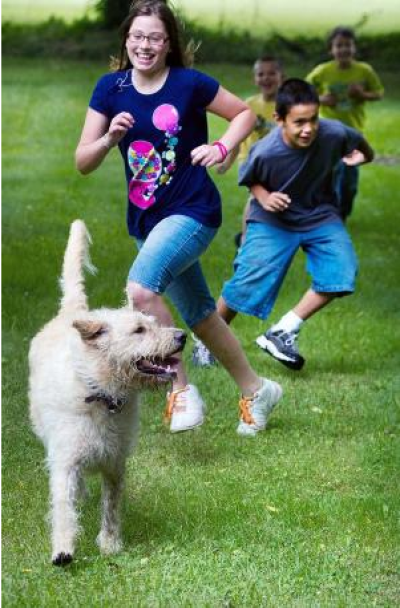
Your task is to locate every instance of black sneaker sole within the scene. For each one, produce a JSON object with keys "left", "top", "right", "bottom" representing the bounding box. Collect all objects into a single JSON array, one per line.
[
  {"left": 265, "top": 349, "right": 305, "bottom": 370},
  {"left": 256, "top": 337, "right": 305, "bottom": 371}
]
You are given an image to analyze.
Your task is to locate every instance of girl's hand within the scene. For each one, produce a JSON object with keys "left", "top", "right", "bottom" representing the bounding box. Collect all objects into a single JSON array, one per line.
[
  {"left": 106, "top": 112, "right": 135, "bottom": 147},
  {"left": 190, "top": 144, "right": 225, "bottom": 167}
]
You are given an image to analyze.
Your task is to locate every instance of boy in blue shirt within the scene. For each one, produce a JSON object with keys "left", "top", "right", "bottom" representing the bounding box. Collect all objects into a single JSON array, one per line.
[{"left": 200, "top": 79, "right": 374, "bottom": 370}]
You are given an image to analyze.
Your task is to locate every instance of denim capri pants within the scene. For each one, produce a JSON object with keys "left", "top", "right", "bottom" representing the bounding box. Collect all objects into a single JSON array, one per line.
[
  {"left": 128, "top": 215, "right": 218, "bottom": 328},
  {"left": 222, "top": 220, "right": 358, "bottom": 320}
]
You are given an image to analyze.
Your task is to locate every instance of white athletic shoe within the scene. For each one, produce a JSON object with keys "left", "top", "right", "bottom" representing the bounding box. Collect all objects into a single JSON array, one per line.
[
  {"left": 237, "top": 378, "right": 283, "bottom": 437},
  {"left": 165, "top": 384, "right": 205, "bottom": 433}
]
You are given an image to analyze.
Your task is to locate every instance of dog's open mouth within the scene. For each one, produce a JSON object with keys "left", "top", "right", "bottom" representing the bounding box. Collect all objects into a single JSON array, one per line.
[{"left": 136, "top": 356, "right": 179, "bottom": 379}]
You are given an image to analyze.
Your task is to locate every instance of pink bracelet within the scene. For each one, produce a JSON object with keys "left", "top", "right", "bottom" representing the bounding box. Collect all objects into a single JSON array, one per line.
[{"left": 212, "top": 140, "right": 228, "bottom": 162}]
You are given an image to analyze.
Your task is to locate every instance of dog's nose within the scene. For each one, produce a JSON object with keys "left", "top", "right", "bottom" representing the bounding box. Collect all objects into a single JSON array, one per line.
[{"left": 174, "top": 330, "right": 187, "bottom": 349}]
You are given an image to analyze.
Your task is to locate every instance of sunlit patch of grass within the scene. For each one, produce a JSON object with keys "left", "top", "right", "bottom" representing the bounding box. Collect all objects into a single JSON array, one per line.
[{"left": 2, "top": 1, "right": 95, "bottom": 23}]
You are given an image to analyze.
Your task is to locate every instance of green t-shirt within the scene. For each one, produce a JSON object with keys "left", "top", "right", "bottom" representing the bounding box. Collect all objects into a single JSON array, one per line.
[
  {"left": 238, "top": 94, "right": 276, "bottom": 164},
  {"left": 306, "top": 60, "right": 384, "bottom": 131}
]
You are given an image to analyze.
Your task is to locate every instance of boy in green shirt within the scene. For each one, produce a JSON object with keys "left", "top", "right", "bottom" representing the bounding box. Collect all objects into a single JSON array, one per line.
[
  {"left": 218, "top": 56, "right": 284, "bottom": 171},
  {"left": 217, "top": 56, "right": 284, "bottom": 229},
  {"left": 236, "top": 56, "right": 284, "bottom": 165},
  {"left": 307, "top": 26, "right": 383, "bottom": 219}
]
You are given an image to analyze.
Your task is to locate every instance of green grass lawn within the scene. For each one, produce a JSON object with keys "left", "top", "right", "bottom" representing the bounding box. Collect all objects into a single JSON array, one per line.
[{"left": 2, "top": 58, "right": 400, "bottom": 606}]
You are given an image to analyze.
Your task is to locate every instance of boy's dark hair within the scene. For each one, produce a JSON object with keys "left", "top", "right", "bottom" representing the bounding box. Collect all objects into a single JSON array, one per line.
[
  {"left": 255, "top": 55, "right": 284, "bottom": 72},
  {"left": 275, "top": 78, "right": 319, "bottom": 119},
  {"left": 327, "top": 26, "right": 356, "bottom": 48}
]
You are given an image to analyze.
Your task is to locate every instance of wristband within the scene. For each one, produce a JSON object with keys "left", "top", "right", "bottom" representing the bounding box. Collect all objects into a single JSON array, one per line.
[{"left": 212, "top": 140, "right": 228, "bottom": 162}]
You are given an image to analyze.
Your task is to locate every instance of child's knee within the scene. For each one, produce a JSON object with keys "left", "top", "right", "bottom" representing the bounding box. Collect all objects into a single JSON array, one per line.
[{"left": 126, "top": 282, "right": 157, "bottom": 310}]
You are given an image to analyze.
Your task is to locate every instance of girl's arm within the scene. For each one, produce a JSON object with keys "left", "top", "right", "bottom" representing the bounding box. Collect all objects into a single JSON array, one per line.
[
  {"left": 216, "top": 146, "right": 240, "bottom": 174},
  {"left": 190, "top": 86, "right": 256, "bottom": 167},
  {"left": 75, "top": 108, "right": 135, "bottom": 175}
]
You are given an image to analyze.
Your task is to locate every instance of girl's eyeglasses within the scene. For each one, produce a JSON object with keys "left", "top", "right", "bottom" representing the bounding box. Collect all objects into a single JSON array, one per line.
[{"left": 127, "top": 32, "right": 169, "bottom": 48}]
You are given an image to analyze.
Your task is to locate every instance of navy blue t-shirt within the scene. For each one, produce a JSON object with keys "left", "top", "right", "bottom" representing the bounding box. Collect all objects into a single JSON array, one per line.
[
  {"left": 239, "top": 119, "right": 363, "bottom": 231},
  {"left": 89, "top": 67, "right": 221, "bottom": 238}
]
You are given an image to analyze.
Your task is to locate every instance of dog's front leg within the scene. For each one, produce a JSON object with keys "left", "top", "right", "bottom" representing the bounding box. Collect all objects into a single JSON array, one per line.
[
  {"left": 97, "top": 466, "right": 124, "bottom": 555},
  {"left": 49, "top": 463, "right": 81, "bottom": 566}
]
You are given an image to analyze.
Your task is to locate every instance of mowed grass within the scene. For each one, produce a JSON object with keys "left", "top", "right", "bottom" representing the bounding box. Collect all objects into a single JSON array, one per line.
[
  {"left": 3, "top": 0, "right": 400, "bottom": 34},
  {"left": 2, "top": 58, "right": 400, "bottom": 606}
]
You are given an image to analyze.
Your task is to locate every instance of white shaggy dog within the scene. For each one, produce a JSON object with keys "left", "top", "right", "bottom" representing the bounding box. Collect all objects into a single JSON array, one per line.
[{"left": 29, "top": 220, "right": 186, "bottom": 566}]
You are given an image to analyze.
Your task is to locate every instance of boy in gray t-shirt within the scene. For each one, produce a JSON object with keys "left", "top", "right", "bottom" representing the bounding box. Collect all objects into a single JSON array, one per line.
[
  {"left": 194, "top": 79, "right": 374, "bottom": 371},
  {"left": 240, "top": 117, "right": 362, "bottom": 231}
]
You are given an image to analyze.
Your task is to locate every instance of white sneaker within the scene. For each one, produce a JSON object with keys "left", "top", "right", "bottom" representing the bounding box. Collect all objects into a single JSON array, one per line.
[
  {"left": 165, "top": 385, "right": 205, "bottom": 433},
  {"left": 237, "top": 378, "right": 282, "bottom": 437}
]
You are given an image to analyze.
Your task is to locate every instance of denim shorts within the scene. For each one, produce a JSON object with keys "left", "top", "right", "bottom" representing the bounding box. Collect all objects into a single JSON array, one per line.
[
  {"left": 222, "top": 220, "right": 358, "bottom": 320},
  {"left": 128, "top": 215, "right": 218, "bottom": 328}
]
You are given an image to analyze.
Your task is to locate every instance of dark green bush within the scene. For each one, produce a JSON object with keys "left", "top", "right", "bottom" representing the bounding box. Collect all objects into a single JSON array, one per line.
[
  {"left": 95, "top": 0, "right": 132, "bottom": 28},
  {"left": 2, "top": 17, "right": 399, "bottom": 69}
]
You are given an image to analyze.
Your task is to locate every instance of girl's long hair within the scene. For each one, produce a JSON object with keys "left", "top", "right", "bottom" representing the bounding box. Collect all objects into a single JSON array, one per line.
[{"left": 111, "top": 0, "right": 196, "bottom": 71}]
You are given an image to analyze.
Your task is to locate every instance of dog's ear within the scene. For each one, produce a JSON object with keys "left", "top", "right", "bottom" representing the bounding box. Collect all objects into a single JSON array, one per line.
[{"left": 73, "top": 320, "right": 108, "bottom": 341}]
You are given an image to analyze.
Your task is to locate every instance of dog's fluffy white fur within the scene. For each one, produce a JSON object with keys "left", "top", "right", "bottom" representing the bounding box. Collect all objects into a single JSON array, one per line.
[{"left": 29, "top": 220, "right": 185, "bottom": 566}]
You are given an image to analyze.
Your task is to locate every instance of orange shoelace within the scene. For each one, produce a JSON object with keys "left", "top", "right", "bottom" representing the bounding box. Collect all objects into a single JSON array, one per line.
[
  {"left": 164, "top": 387, "right": 187, "bottom": 422},
  {"left": 239, "top": 395, "right": 255, "bottom": 425}
]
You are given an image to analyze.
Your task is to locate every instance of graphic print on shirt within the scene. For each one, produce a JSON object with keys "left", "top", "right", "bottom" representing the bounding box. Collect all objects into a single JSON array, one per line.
[
  {"left": 128, "top": 141, "right": 162, "bottom": 209},
  {"left": 128, "top": 104, "right": 181, "bottom": 209},
  {"left": 255, "top": 114, "right": 275, "bottom": 137},
  {"left": 329, "top": 83, "right": 354, "bottom": 111}
]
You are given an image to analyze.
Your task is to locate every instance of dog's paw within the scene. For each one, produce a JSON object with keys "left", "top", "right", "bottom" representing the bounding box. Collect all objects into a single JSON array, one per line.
[
  {"left": 97, "top": 531, "right": 123, "bottom": 555},
  {"left": 52, "top": 552, "right": 73, "bottom": 567}
]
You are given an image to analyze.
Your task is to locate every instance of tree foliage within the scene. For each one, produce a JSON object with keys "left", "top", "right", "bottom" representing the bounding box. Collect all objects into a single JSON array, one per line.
[{"left": 95, "top": 0, "right": 132, "bottom": 29}]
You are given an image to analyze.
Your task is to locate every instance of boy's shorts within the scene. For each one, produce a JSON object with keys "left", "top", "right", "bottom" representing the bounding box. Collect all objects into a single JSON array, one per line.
[
  {"left": 222, "top": 220, "right": 358, "bottom": 320},
  {"left": 128, "top": 214, "right": 217, "bottom": 328}
]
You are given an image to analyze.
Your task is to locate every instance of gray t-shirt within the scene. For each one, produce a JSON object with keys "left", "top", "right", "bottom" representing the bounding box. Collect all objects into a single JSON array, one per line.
[{"left": 238, "top": 118, "right": 363, "bottom": 231}]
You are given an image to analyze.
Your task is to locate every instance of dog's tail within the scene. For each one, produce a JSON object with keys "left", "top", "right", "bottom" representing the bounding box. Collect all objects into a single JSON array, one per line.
[{"left": 59, "top": 220, "right": 97, "bottom": 314}]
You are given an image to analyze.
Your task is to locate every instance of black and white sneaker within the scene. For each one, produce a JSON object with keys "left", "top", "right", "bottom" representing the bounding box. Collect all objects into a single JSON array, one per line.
[
  {"left": 256, "top": 329, "right": 305, "bottom": 370},
  {"left": 191, "top": 337, "right": 218, "bottom": 367}
]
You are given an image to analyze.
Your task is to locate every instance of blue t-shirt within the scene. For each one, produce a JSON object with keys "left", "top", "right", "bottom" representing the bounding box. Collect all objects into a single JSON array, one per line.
[
  {"left": 239, "top": 119, "right": 363, "bottom": 231},
  {"left": 89, "top": 67, "right": 221, "bottom": 238}
]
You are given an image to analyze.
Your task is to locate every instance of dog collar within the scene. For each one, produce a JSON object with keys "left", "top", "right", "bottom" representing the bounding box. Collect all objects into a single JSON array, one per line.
[{"left": 85, "top": 389, "right": 127, "bottom": 414}]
